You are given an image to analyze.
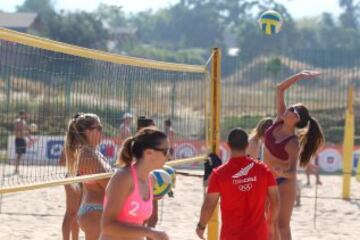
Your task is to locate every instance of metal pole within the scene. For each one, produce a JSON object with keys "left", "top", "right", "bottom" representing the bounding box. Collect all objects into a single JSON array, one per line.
[
  {"left": 342, "top": 86, "right": 354, "bottom": 199},
  {"left": 207, "top": 48, "right": 221, "bottom": 240},
  {"left": 171, "top": 79, "right": 176, "bottom": 119}
]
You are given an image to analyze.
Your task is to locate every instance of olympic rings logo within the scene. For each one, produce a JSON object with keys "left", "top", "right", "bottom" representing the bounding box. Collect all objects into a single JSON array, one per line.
[{"left": 238, "top": 183, "right": 252, "bottom": 192}]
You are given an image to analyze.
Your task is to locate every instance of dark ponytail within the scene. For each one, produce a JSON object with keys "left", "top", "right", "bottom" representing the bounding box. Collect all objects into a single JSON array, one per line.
[
  {"left": 118, "top": 127, "right": 167, "bottom": 167},
  {"left": 299, "top": 117, "right": 324, "bottom": 167},
  {"left": 119, "top": 137, "right": 134, "bottom": 167}
]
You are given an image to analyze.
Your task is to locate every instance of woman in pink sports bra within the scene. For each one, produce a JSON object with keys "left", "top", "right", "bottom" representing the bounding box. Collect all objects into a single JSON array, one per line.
[
  {"left": 100, "top": 127, "right": 170, "bottom": 240},
  {"left": 263, "top": 71, "right": 324, "bottom": 240}
]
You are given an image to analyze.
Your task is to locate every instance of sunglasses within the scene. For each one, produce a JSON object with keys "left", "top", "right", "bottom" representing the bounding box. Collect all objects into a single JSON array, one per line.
[
  {"left": 89, "top": 125, "right": 103, "bottom": 132},
  {"left": 288, "top": 107, "right": 300, "bottom": 118},
  {"left": 151, "top": 147, "right": 170, "bottom": 156}
]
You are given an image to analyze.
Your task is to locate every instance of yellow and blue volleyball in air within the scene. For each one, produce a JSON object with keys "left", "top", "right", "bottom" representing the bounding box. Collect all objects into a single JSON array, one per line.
[
  {"left": 151, "top": 169, "right": 172, "bottom": 199},
  {"left": 163, "top": 165, "right": 176, "bottom": 187},
  {"left": 258, "top": 10, "right": 283, "bottom": 35}
]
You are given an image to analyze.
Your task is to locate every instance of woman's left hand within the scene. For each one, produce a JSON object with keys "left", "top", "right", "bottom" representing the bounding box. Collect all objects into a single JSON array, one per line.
[{"left": 297, "top": 70, "right": 321, "bottom": 80}]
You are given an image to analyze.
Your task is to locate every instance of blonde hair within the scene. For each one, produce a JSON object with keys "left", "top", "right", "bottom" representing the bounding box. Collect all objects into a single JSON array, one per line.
[
  {"left": 64, "top": 113, "right": 100, "bottom": 176},
  {"left": 250, "top": 117, "right": 273, "bottom": 140}
]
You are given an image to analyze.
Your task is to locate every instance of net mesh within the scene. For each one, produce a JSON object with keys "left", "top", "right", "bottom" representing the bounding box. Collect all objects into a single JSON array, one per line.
[
  {"left": 0, "top": 30, "right": 209, "bottom": 192},
  {"left": 222, "top": 50, "right": 356, "bottom": 145},
  {"left": 222, "top": 49, "right": 360, "bottom": 201}
]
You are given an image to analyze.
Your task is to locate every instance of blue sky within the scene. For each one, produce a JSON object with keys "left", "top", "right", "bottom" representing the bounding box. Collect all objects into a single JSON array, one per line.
[{"left": 0, "top": 0, "right": 342, "bottom": 19}]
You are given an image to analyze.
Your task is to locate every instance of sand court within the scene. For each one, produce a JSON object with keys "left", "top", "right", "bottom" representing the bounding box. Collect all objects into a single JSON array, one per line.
[{"left": 0, "top": 173, "right": 359, "bottom": 240}]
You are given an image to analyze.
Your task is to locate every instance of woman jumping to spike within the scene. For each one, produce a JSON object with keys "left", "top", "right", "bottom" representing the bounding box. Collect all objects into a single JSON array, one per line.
[{"left": 263, "top": 71, "right": 324, "bottom": 240}]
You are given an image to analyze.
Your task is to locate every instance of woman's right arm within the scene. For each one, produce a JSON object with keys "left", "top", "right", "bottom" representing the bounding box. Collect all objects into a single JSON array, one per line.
[
  {"left": 101, "top": 171, "right": 168, "bottom": 239},
  {"left": 275, "top": 71, "right": 320, "bottom": 119},
  {"left": 247, "top": 138, "right": 259, "bottom": 159}
]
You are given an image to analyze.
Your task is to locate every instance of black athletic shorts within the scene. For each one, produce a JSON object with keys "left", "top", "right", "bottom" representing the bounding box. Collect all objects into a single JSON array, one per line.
[
  {"left": 204, "top": 153, "right": 222, "bottom": 181},
  {"left": 15, "top": 138, "right": 26, "bottom": 155}
]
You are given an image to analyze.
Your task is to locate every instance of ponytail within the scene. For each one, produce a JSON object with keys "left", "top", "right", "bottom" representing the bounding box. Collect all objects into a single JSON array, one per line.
[
  {"left": 117, "top": 127, "right": 168, "bottom": 167},
  {"left": 299, "top": 117, "right": 324, "bottom": 167},
  {"left": 119, "top": 137, "right": 134, "bottom": 167},
  {"left": 65, "top": 119, "right": 79, "bottom": 176}
]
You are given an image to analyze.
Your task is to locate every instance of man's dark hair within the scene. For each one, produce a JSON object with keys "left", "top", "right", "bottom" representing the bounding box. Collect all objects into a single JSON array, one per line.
[
  {"left": 164, "top": 119, "right": 172, "bottom": 127},
  {"left": 19, "top": 109, "right": 26, "bottom": 116},
  {"left": 228, "top": 128, "right": 248, "bottom": 151},
  {"left": 137, "top": 116, "right": 155, "bottom": 131}
]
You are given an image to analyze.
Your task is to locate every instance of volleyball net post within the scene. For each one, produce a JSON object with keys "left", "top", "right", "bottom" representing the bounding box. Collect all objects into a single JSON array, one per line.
[
  {"left": 342, "top": 86, "right": 354, "bottom": 199},
  {"left": 207, "top": 48, "right": 221, "bottom": 240}
]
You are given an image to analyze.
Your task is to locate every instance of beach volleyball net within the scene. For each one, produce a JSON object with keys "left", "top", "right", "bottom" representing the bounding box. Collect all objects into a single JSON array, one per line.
[
  {"left": 0, "top": 28, "right": 211, "bottom": 194},
  {"left": 222, "top": 49, "right": 360, "bottom": 199},
  {"left": 221, "top": 50, "right": 352, "bottom": 143}
]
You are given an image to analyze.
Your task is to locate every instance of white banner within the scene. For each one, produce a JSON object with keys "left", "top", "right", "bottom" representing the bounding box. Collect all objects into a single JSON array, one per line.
[
  {"left": 7, "top": 135, "right": 356, "bottom": 173},
  {"left": 8, "top": 135, "right": 65, "bottom": 164},
  {"left": 8, "top": 136, "right": 120, "bottom": 165}
]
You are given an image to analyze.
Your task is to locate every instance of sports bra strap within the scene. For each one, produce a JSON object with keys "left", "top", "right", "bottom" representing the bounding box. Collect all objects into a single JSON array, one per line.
[
  {"left": 281, "top": 135, "right": 297, "bottom": 144},
  {"left": 130, "top": 165, "right": 139, "bottom": 191},
  {"left": 147, "top": 175, "right": 153, "bottom": 195},
  {"left": 266, "top": 120, "right": 282, "bottom": 135},
  {"left": 272, "top": 120, "right": 283, "bottom": 128}
]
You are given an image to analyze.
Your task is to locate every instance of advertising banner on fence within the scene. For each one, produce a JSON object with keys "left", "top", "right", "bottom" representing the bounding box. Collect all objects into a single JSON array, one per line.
[
  {"left": 7, "top": 136, "right": 360, "bottom": 172},
  {"left": 8, "top": 135, "right": 64, "bottom": 164},
  {"left": 8, "top": 136, "right": 120, "bottom": 165}
]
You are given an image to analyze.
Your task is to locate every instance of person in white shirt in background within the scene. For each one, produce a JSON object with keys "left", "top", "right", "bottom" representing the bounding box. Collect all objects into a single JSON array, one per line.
[{"left": 119, "top": 113, "right": 133, "bottom": 140}]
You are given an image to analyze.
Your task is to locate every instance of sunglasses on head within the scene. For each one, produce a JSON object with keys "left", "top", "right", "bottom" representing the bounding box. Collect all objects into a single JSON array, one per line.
[
  {"left": 89, "top": 125, "right": 103, "bottom": 132},
  {"left": 288, "top": 107, "right": 300, "bottom": 117},
  {"left": 151, "top": 147, "right": 170, "bottom": 156}
]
